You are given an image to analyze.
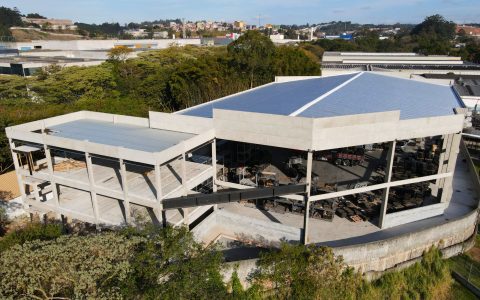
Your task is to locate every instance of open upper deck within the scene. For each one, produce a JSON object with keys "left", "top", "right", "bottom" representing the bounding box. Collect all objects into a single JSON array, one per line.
[{"left": 6, "top": 111, "right": 214, "bottom": 166}]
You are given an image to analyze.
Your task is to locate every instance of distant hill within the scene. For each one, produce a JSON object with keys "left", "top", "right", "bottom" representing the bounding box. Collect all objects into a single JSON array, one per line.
[{"left": 10, "top": 28, "right": 85, "bottom": 42}]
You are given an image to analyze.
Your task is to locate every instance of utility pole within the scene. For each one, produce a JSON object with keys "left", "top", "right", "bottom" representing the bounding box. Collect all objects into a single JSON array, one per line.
[
  {"left": 255, "top": 14, "right": 262, "bottom": 28},
  {"left": 182, "top": 18, "right": 186, "bottom": 39}
]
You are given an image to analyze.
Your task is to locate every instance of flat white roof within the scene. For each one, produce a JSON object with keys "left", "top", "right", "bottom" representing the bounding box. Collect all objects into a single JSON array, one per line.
[{"left": 48, "top": 119, "right": 195, "bottom": 153}]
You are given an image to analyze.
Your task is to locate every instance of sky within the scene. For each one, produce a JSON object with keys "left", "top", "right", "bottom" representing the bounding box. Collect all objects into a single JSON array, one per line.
[{"left": 2, "top": 0, "right": 479, "bottom": 25}]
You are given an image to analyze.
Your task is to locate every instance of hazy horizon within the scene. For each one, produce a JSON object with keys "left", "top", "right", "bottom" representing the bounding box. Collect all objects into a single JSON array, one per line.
[{"left": 2, "top": 0, "right": 479, "bottom": 25}]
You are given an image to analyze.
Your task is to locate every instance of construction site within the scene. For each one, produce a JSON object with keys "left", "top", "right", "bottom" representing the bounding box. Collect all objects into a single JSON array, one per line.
[{"left": 6, "top": 71, "right": 479, "bottom": 273}]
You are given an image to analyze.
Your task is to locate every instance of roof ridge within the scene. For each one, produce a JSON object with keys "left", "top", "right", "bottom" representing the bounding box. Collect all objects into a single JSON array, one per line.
[{"left": 289, "top": 72, "right": 364, "bottom": 116}]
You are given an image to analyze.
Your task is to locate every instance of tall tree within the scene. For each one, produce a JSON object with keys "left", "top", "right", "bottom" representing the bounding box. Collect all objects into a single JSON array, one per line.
[
  {"left": 228, "top": 30, "right": 276, "bottom": 88},
  {"left": 411, "top": 15, "right": 456, "bottom": 55},
  {"left": 411, "top": 14, "right": 456, "bottom": 40}
]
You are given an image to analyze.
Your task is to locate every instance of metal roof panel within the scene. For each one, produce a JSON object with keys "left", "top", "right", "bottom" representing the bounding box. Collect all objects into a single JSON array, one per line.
[
  {"left": 181, "top": 73, "right": 358, "bottom": 118},
  {"left": 299, "top": 72, "right": 463, "bottom": 119}
]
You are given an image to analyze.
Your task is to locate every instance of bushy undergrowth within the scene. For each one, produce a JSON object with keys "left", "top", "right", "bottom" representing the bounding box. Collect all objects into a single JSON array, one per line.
[
  {"left": 0, "top": 221, "right": 63, "bottom": 252},
  {"left": 0, "top": 222, "right": 457, "bottom": 299}
]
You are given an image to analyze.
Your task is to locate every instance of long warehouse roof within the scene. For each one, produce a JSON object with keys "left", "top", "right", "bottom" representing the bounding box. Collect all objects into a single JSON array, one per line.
[{"left": 180, "top": 72, "right": 464, "bottom": 120}]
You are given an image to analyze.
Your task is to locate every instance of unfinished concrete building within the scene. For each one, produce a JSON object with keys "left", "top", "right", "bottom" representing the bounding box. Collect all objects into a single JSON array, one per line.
[{"left": 7, "top": 72, "right": 478, "bottom": 273}]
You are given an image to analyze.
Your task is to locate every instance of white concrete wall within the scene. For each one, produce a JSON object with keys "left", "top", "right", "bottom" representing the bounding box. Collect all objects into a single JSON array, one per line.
[
  {"left": 2, "top": 39, "right": 201, "bottom": 51},
  {"left": 334, "top": 210, "right": 477, "bottom": 273},
  {"left": 192, "top": 209, "right": 301, "bottom": 246},
  {"left": 214, "top": 109, "right": 314, "bottom": 151},
  {"left": 149, "top": 111, "right": 213, "bottom": 134},
  {"left": 211, "top": 108, "right": 464, "bottom": 152},
  {"left": 381, "top": 203, "right": 447, "bottom": 229}
]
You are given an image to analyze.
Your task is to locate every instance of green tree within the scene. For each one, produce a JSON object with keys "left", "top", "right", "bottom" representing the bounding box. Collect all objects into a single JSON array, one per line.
[
  {"left": 0, "top": 233, "right": 142, "bottom": 299},
  {"left": 0, "top": 222, "right": 63, "bottom": 252},
  {"left": 249, "top": 243, "right": 364, "bottom": 299},
  {"left": 25, "top": 13, "right": 46, "bottom": 19},
  {"left": 229, "top": 268, "right": 246, "bottom": 298},
  {"left": 108, "top": 45, "right": 133, "bottom": 62},
  {"left": 32, "top": 65, "right": 118, "bottom": 104},
  {"left": 411, "top": 14, "right": 456, "bottom": 40},
  {"left": 120, "top": 225, "right": 227, "bottom": 299},
  {"left": 274, "top": 46, "right": 321, "bottom": 76},
  {"left": 411, "top": 15, "right": 456, "bottom": 55},
  {"left": 228, "top": 31, "right": 276, "bottom": 88},
  {"left": 0, "top": 206, "right": 8, "bottom": 236},
  {"left": 0, "top": 6, "right": 23, "bottom": 37}
]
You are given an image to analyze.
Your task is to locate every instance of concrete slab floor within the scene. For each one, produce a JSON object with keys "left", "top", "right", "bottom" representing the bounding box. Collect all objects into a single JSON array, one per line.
[{"left": 217, "top": 152, "right": 478, "bottom": 246}]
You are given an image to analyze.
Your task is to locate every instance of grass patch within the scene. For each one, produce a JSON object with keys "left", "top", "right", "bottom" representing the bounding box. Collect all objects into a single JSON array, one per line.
[{"left": 450, "top": 281, "right": 477, "bottom": 299}]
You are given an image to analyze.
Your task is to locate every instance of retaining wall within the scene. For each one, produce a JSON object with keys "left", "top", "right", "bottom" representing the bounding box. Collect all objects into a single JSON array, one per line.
[{"left": 334, "top": 209, "right": 477, "bottom": 273}]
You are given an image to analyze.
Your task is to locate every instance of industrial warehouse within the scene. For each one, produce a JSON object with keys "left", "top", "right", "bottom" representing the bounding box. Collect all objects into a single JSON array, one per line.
[{"left": 6, "top": 71, "right": 479, "bottom": 273}]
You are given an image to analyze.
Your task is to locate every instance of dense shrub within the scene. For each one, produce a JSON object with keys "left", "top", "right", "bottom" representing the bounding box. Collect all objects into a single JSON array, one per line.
[
  {"left": 0, "top": 206, "right": 7, "bottom": 236},
  {"left": 0, "top": 222, "right": 63, "bottom": 252},
  {"left": 0, "top": 221, "right": 458, "bottom": 300},
  {"left": 0, "top": 233, "right": 141, "bottom": 299}
]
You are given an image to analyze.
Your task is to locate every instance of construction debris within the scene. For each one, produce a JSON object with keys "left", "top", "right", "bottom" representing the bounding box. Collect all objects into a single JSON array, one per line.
[{"left": 53, "top": 158, "right": 86, "bottom": 172}]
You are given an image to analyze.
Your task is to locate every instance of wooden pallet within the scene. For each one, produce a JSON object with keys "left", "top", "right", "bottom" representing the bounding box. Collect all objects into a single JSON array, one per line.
[{"left": 350, "top": 215, "right": 363, "bottom": 223}]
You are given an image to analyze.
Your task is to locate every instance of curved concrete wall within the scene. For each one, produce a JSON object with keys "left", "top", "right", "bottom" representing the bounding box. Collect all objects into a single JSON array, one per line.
[{"left": 333, "top": 209, "right": 478, "bottom": 273}]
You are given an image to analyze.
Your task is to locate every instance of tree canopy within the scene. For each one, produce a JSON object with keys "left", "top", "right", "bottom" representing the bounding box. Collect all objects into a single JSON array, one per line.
[
  {"left": 25, "top": 13, "right": 46, "bottom": 19},
  {"left": 0, "top": 222, "right": 455, "bottom": 299},
  {"left": 228, "top": 30, "right": 276, "bottom": 88},
  {"left": 411, "top": 14, "right": 456, "bottom": 40},
  {"left": 0, "top": 6, "right": 23, "bottom": 37}
]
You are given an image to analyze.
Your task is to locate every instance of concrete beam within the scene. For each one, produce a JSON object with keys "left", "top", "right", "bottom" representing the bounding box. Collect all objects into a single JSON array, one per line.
[{"left": 309, "top": 172, "right": 452, "bottom": 202}]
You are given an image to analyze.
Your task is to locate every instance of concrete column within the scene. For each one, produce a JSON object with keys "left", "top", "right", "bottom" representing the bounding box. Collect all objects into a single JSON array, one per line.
[
  {"left": 212, "top": 139, "right": 218, "bottom": 193},
  {"left": 119, "top": 158, "right": 132, "bottom": 224},
  {"left": 43, "top": 144, "right": 60, "bottom": 210},
  {"left": 302, "top": 150, "right": 313, "bottom": 245},
  {"left": 181, "top": 153, "right": 189, "bottom": 225},
  {"left": 435, "top": 134, "right": 452, "bottom": 190},
  {"left": 379, "top": 140, "right": 396, "bottom": 229},
  {"left": 9, "top": 139, "right": 28, "bottom": 209},
  {"left": 436, "top": 134, "right": 453, "bottom": 189},
  {"left": 85, "top": 152, "right": 100, "bottom": 225},
  {"left": 211, "top": 139, "right": 218, "bottom": 211},
  {"left": 440, "top": 133, "right": 461, "bottom": 203},
  {"left": 154, "top": 163, "right": 165, "bottom": 227}
]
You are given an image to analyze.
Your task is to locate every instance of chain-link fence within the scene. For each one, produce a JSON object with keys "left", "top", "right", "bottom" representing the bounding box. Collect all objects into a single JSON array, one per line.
[{"left": 450, "top": 254, "right": 480, "bottom": 288}]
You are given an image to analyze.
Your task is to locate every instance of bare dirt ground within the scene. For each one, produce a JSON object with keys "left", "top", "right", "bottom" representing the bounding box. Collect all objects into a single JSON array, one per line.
[{"left": 11, "top": 29, "right": 85, "bottom": 42}]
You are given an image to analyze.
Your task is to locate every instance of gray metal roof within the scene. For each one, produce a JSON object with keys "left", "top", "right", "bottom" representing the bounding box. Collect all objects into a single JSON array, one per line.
[
  {"left": 181, "top": 73, "right": 358, "bottom": 118},
  {"left": 48, "top": 119, "right": 194, "bottom": 153},
  {"left": 299, "top": 72, "right": 463, "bottom": 119},
  {"left": 181, "top": 72, "right": 464, "bottom": 120}
]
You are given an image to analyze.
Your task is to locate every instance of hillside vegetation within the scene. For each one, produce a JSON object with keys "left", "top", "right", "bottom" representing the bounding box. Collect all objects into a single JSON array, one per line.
[{"left": 0, "top": 222, "right": 460, "bottom": 299}]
